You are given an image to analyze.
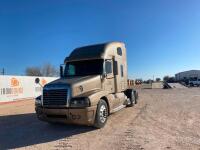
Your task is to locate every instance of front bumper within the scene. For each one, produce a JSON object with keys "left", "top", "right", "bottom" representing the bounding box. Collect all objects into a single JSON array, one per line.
[{"left": 35, "top": 106, "right": 97, "bottom": 126}]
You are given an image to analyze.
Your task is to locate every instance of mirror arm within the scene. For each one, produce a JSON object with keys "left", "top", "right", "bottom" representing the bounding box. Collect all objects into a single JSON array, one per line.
[
  {"left": 60, "top": 65, "right": 64, "bottom": 78},
  {"left": 35, "top": 78, "right": 43, "bottom": 87},
  {"left": 38, "top": 83, "right": 43, "bottom": 88}
]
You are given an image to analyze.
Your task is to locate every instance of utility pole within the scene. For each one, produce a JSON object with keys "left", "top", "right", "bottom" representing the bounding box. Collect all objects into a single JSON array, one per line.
[
  {"left": 152, "top": 75, "right": 154, "bottom": 89},
  {"left": 1, "top": 68, "right": 5, "bottom": 75}
]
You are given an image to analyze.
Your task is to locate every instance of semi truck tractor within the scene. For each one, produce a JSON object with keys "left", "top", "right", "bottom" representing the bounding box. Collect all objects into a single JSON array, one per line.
[{"left": 35, "top": 42, "right": 138, "bottom": 128}]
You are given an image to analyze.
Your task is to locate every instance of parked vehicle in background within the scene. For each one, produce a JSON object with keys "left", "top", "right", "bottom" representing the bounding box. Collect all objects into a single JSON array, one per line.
[
  {"left": 135, "top": 79, "right": 142, "bottom": 85},
  {"left": 189, "top": 78, "right": 200, "bottom": 87},
  {"left": 35, "top": 42, "right": 138, "bottom": 128}
]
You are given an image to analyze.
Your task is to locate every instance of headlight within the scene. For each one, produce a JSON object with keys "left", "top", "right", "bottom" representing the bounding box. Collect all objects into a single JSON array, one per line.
[
  {"left": 35, "top": 95, "right": 42, "bottom": 105},
  {"left": 70, "top": 97, "right": 90, "bottom": 107}
]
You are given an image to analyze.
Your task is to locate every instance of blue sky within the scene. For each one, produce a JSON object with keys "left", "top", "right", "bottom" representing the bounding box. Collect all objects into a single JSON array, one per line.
[{"left": 0, "top": 0, "right": 200, "bottom": 80}]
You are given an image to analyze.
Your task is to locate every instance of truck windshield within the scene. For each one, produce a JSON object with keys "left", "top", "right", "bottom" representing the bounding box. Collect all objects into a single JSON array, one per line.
[{"left": 64, "top": 59, "right": 103, "bottom": 77}]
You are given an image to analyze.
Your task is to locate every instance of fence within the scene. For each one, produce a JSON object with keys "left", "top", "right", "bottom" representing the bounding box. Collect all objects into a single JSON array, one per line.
[{"left": 0, "top": 75, "right": 58, "bottom": 103}]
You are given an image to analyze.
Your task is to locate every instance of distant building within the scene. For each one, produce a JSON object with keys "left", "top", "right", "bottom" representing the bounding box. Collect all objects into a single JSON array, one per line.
[{"left": 175, "top": 70, "right": 200, "bottom": 81}]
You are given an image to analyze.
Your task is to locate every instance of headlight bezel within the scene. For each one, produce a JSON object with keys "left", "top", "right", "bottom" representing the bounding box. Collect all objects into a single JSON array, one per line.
[{"left": 70, "top": 97, "right": 90, "bottom": 108}]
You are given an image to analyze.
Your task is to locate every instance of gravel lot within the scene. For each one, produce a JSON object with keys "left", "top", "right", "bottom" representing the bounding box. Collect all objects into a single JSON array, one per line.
[{"left": 0, "top": 88, "right": 200, "bottom": 150}]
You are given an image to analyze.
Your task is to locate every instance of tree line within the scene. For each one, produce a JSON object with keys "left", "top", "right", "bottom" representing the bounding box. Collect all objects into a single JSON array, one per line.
[{"left": 25, "top": 63, "right": 59, "bottom": 77}]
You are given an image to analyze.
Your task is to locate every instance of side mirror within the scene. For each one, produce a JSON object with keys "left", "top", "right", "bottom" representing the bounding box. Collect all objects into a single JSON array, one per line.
[
  {"left": 113, "top": 60, "right": 118, "bottom": 75},
  {"left": 101, "top": 73, "right": 107, "bottom": 80},
  {"left": 60, "top": 65, "right": 64, "bottom": 77},
  {"left": 35, "top": 78, "right": 40, "bottom": 84},
  {"left": 103, "top": 73, "right": 107, "bottom": 78}
]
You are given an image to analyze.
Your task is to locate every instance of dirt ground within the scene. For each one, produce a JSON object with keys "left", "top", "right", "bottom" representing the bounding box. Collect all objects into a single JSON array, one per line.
[{"left": 0, "top": 88, "right": 200, "bottom": 150}]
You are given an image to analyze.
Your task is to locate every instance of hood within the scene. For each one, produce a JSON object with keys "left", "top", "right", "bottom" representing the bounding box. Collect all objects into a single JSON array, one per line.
[{"left": 45, "top": 75, "right": 102, "bottom": 97}]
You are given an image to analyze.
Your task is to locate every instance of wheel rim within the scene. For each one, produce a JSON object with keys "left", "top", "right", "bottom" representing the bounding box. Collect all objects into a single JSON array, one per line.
[{"left": 99, "top": 105, "right": 107, "bottom": 123}]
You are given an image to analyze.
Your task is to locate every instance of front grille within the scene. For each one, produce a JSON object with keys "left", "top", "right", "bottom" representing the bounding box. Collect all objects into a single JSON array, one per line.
[{"left": 43, "top": 89, "right": 68, "bottom": 106}]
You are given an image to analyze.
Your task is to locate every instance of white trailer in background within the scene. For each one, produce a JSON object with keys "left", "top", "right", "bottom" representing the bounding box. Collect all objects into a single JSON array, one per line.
[{"left": 0, "top": 75, "right": 57, "bottom": 103}]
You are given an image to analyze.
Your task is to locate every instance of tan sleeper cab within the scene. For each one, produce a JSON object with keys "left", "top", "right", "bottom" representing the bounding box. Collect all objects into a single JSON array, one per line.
[{"left": 35, "top": 42, "right": 138, "bottom": 128}]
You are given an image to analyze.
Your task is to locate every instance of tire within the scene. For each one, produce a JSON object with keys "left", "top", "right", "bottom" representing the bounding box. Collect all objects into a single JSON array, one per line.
[
  {"left": 135, "top": 92, "right": 138, "bottom": 104},
  {"left": 94, "top": 99, "right": 108, "bottom": 128},
  {"left": 126, "top": 89, "right": 136, "bottom": 107}
]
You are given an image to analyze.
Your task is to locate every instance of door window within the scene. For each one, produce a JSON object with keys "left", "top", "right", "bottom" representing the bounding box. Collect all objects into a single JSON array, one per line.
[{"left": 105, "top": 60, "right": 112, "bottom": 74}]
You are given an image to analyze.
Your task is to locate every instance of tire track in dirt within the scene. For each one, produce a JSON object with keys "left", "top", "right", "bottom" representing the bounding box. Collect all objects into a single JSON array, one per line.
[{"left": 2, "top": 89, "right": 200, "bottom": 150}]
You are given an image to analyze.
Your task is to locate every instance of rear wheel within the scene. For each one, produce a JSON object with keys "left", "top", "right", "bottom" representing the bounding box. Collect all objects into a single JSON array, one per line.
[
  {"left": 135, "top": 92, "right": 138, "bottom": 104},
  {"left": 126, "top": 89, "right": 136, "bottom": 107},
  {"left": 94, "top": 99, "right": 108, "bottom": 128}
]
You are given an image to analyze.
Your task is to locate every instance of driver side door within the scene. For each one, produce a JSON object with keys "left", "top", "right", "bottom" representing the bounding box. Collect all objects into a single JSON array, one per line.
[{"left": 104, "top": 59, "right": 115, "bottom": 93}]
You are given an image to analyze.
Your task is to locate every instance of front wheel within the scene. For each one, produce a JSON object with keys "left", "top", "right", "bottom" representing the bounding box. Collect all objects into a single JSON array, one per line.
[{"left": 94, "top": 99, "right": 108, "bottom": 128}]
